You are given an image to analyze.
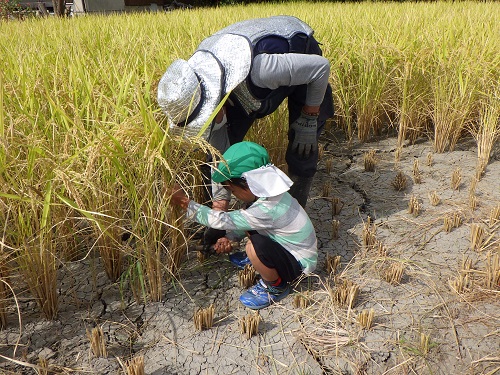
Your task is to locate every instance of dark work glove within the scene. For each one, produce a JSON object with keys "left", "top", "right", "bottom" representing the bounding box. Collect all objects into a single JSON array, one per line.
[
  {"left": 202, "top": 228, "right": 226, "bottom": 252},
  {"left": 290, "top": 112, "right": 318, "bottom": 158}
]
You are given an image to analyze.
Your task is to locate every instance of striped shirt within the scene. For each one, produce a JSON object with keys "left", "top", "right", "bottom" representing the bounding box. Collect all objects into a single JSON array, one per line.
[{"left": 186, "top": 192, "right": 318, "bottom": 274}]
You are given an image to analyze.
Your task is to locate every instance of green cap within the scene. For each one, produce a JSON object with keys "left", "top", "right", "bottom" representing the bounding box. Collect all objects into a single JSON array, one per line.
[{"left": 212, "top": 142, "right": 270, "bottom": 183}]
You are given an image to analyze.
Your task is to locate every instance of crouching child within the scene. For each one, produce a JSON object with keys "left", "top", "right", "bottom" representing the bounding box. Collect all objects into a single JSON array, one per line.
[{"left": 168, "top": 141, "right": 318, "bottom": 310}]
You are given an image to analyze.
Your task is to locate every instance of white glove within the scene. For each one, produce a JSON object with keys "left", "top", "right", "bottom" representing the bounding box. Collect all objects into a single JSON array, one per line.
[{"left": 290, "top": 112, "right": 318, "bottom": 158}]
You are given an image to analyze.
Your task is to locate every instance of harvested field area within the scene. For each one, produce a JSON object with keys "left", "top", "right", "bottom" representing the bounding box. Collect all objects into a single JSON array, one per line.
[{"left": 1, "top": 133, "right": 499, "bottom": 375}]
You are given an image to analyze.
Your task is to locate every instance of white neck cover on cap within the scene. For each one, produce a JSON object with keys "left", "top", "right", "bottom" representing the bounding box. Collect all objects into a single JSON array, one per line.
[{"left": 242, "top": 165, "right": 293, "bottom": 198}]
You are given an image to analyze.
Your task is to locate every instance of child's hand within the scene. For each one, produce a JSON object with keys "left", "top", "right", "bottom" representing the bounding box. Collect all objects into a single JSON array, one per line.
[
  {"left": 214, "top": 237, "right": 233, "bottom": 254},
  {"left": 167, "top": 183, "right": 190, "bottom": 209}
]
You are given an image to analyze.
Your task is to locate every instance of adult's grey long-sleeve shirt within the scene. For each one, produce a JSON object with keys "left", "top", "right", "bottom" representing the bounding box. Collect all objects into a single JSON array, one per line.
[
  {"left": 209, "top": 52, "right": 330, "bottom": 202},
  {"left": 250, "top": 53, "right": 330, "bottom": 107}
]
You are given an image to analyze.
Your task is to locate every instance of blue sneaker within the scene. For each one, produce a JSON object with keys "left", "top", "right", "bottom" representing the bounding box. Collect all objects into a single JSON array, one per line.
[
  {"left": 239, "top": 279, "right": 291, "bottom": 310},
  {"left": 229, "top": 251, "right": 251, "bottom": 269}
]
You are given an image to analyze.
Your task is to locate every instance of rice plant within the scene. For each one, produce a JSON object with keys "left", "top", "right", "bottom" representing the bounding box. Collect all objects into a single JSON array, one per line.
[{"left": 0, "top": 0, "right": 498, "bottom": 333}]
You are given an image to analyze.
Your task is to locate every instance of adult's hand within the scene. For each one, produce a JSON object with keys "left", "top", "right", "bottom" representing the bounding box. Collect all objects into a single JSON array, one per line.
[{"left": 290, "top": 111, "right": 318, "bottom": 158}]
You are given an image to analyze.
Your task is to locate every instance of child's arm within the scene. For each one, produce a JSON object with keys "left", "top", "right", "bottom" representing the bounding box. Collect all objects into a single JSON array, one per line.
[{"left": 169, "top": 183, "right": 190, "bottom": 210}]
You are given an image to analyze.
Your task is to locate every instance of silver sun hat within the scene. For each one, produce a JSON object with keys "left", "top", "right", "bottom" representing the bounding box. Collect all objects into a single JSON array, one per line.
[{"left": 157, "top": 33, "right": 252, "bottom": 137}]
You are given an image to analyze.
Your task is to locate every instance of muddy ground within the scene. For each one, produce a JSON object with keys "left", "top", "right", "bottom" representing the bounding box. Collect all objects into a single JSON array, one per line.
[{"left": 1, "top": 132, "right": 499, "bottom": 375}]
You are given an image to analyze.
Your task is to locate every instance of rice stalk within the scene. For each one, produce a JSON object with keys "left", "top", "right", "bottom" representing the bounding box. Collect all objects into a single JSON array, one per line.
[
  {"left": 362, "top": 216, "right": 377, "bottom": 250},
  {"left": 374, "top": 240, "right": 388, "bottom": 257},
  {"left": 469, "top": 194, "right": 478, "bottom": 211},
  {"left": 193, "top": 304, "right": 215, "bottom": 331},
  {"left": 37, "top": 356, "right": 49, "bottom": 375},
  {"left": 426, "top": 152, "right": 433, "bottom": 167},
  {"left": 325, "top": 157, "right": 333, "bottom": 174},
  {"left": 451, "top": 167, "right": 462, "bottom": 190},
  {"left": 328, "top": 277, "right": 359, "bottom": 309},
  {"left": 87, "top": 326, "right": 107, "bottom": 358},
  {"left": 431, "top": 51, "right": 479, "bottom": 153},
  {"left": 489, "top": 204, "right": 500, "bottom": 226},
  {"left": 408, "top": 195, "right": 421, "bottom": 217},
  {"left": 392, "top": 170, "right": 407, "bottom": 191},
  {"left": 321, "top": 181, "right": 332, "bottom": 198},
  {"left": 449, "top": 273, "right": 473, "bottom": 294},
  {"left": 125, "top": 355, "right": 145, "bottom": 375},
  {"left": 293, "top": 291, "right": 312, "bottom": 309},
  {"left": 326, "top": 254, "right": 341, "bottom": 275},
  {"left": 472, "top": 88, "right": 500, "bottom": 179},
  {"left": 353, "top": 46, "right": 390, "bottom": 142},
  {"left": 240, "top": 312, "right": 261, "bottom": 339},
  {"left": 331, "top": 219, "right": 339, "bottom": 240},
  {"left": 383, "top": 262, "right": 405, "bottom": 285},
  {"left": 419, "top": 333, "right": 430, "bottom": 355},
  {"left": 470, "top": 223, "right": 486, "bottom": 251},
  {"left": 16, "top": 204, "right": 59, "bottom": 320},
  {"left": 412, "top": 159, "right": 422, "bottom": 184},
  {"left": 0, "top": 272, "right": 8, "bottom": 330},
  {"left": 238, "top": 264, "right": 256, "bottom": 288},
  {"left": 484, "top": 252, "right": 499, "bottom": 290},
  {"left": 363, "top": 149, "right": 376, "bottom": 172},
  {"left": 331, "top": 197, "right": 343, "bottom": 216},
  {"left": 394, "top": 147, "right": 402, "bottom": 164},
  {"left": 357, "top": 308, "right": 375, "bottom": 330},
  {"left": 396, "top": 57, "right": 429, "bottom": 146},
  {"left": 428, "top": 191, "right": 440, "bottom": 206}
]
